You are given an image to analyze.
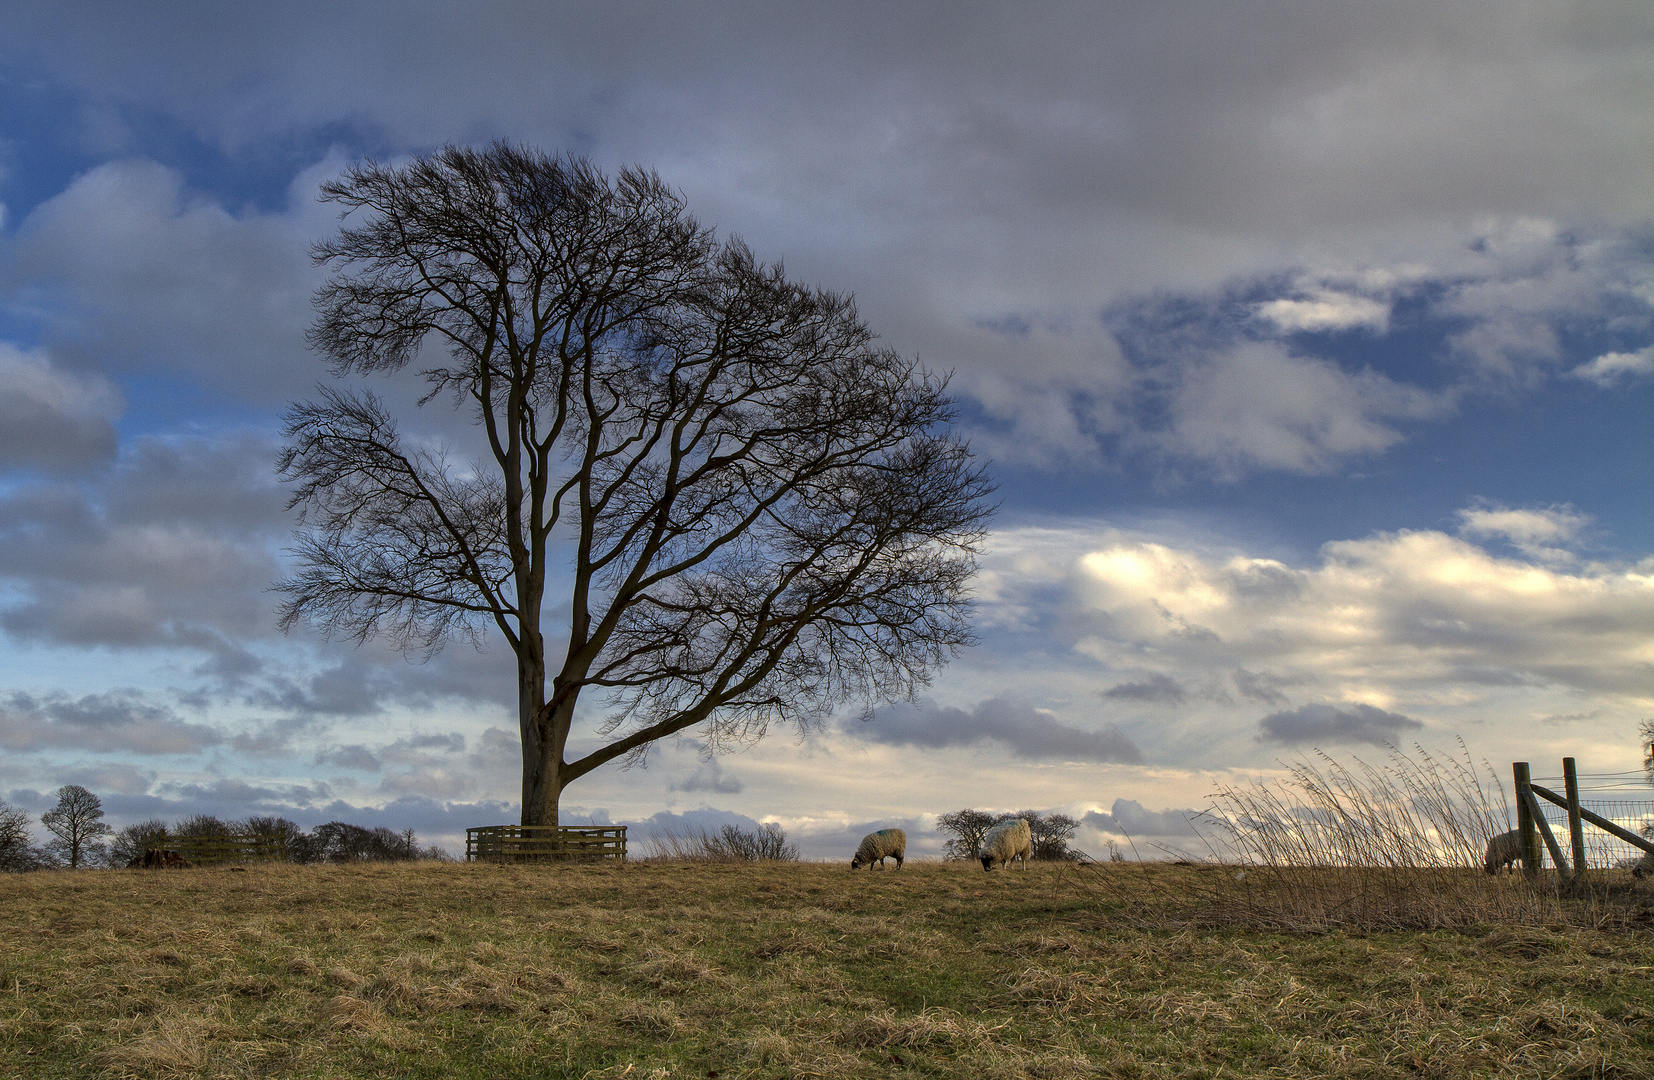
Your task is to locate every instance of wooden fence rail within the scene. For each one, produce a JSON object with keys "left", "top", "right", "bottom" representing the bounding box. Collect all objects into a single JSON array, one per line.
[
  {"left": 466, "top": 825, "right": 627, "bottom": 864},
  {"left": 164, "top": 835, "right": 288, "bottom": 865}
]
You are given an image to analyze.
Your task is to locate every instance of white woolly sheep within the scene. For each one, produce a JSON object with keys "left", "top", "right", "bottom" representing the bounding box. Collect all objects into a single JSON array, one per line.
[
  {"left": 1484, "top": 829, "right": 1522, "bottom": 875},
  {"left": 850, "top": 828, "right": 906, "bottom": 870},
  {"left": 979, "top": 817, "right": 1032, "bottom": 872}
]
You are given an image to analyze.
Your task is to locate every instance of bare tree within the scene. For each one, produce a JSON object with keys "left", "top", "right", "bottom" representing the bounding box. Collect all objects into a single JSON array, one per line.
[
  {"left": 0, "top": 798, "right": 46, "bottom": 872},
  {"left": 937, "top": 809, "right": 1000, "bottom": 860},
  {"left": 1014, "top": 810, "right": 1081, "bottom": 861},
  {"left": 279, "top": 144, "right": 992, "bottom": 825},
  {"left": 938, "top": 809, "right": 1079, "bottom": 861},
  {"left": 41, "top": 785, "right": 111, "bottom": 869},
  {"left": 110, "top": 819, "right": 170, "bottom": 866}
]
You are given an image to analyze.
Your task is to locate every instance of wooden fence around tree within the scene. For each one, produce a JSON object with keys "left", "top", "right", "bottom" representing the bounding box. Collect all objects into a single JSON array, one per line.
[
  {"left": 465, "top": 825, "right": 627, "bottom": 864},
  {"left": 1513, "top": 757, "right": 1654, "bottom": 882}
]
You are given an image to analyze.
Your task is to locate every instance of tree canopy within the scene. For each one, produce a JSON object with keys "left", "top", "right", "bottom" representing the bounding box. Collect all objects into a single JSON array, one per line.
[{"left": 279, "top": 144, "right": 993, "bottom": 824}]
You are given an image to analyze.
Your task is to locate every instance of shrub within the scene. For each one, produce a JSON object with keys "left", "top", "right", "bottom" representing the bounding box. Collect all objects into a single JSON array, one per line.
[{"left": 644, "top": 823, "right": 798, "bottom": 862}]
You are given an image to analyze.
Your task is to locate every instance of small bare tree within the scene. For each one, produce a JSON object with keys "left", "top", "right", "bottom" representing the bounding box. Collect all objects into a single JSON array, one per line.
[
  {"left": 109, "top": 819, "right": 170, "bottom": 866},
  {"left": 279, "top": 145, "right": 992, "bottom": 825},
  {"left": 0, "top": 798, "right": 45, "bottom": 872},
  {"left": 41, "top": 785, "right": 110, "bottom": 869},
  {"left": 937, "top": 809, "right": 1000, "bottom": 860}
]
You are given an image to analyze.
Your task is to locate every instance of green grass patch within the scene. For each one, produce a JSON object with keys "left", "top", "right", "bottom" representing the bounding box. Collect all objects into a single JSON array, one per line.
[{"left": 3, "top": 860, "right": 1654, "bottom": 1078}]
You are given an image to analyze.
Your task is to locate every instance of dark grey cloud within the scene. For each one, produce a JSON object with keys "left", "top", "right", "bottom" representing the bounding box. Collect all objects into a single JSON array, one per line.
[
  {"left": 0, "top": 690, "right": 223, "bottom": 755},
  {"left": 1101, "top": 674, "right": 1186, "bottom": 705},
  {"left": 0, "top": 7, "right": 1642, "bottom": 485},
  {"left": 856, "top": 696, "right": 1142, "bottom": 764},
  {"left": 1258, "top": 702, "right": 1424, "bottom": 747},
  {"left": 1083, "top": 799, "right": 1201, "bottom": 839},
  {"left": 0, "top": 434, "right": 287, "bottom": 653},
  {"left": 313, "top": 744, "right": 381, "bottom": 772},
  {"left": 3, "top": 159, "right": 321, "bottom": 403},
  {"left": 3, "top": 5, "right": 1646, "bottom": 233},
  {"left": 1233, "top": 669, "right": 1293, "bottom": 706},
  {"left": 246, "top": 645, "right": 518, "bottom": 718},
  {"left": 0, "top": 345, "right": 120, "bottom": 471}
]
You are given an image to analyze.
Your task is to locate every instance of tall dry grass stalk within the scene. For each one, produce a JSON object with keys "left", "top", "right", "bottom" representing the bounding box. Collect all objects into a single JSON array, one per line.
[
  {"left": 1188, "top": 743, "right": 1591, "bottom": 930},
  {"left": 1209, "top": 742, "right": 1510, "bottom": 871}
]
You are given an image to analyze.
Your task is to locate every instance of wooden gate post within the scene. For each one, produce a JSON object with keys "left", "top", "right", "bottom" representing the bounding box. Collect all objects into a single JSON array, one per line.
[
  {"left": 1563, "top": 757, "right": 1587, "bottom": 885},
  {"left": 1514, "top": 761, "right": 1540, "bottom": 877}
]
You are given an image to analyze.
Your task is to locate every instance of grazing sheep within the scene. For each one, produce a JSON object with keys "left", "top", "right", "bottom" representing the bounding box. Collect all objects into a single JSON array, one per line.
[
  {"left": 1631, "top": 851, "right": 1654, "bottom": 879},
  {"left": 851, "top": 828, "right": 906, "bottom": 870},
  {"left": 979, "top": 818, "right": 1032, "bottom": 872},
  {"left": 1483, "top": 830, "right": 1522, "bottom": 875}
]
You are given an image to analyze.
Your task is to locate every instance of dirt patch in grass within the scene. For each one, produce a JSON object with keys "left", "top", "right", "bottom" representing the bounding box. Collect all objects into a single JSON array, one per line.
[{"left": 4, "top": 860, "right": 1654, "bottom": 1077}]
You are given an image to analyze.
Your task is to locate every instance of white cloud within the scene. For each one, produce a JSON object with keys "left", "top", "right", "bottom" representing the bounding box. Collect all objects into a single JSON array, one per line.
[
  {"left": 1255, "top": 291, "right": 1390, "bottom": 333},
  {"left": 1457, "top": 503, "right": 1590, "bottom": 563},
  {"left": 1571, "top": 345, "right": 1654, "bottom": 386},
  {"left": 1061, "top": 526, "right": 1654, "bottom": 706},
  {"left": 958, "top": 518, "right": 1654, "bottom": 779}
]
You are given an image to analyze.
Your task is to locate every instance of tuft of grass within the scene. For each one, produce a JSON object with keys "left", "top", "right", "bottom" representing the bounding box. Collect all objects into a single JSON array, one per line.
[{"left": 2, "top": 859, "right": 1654, "bottom": 1077}]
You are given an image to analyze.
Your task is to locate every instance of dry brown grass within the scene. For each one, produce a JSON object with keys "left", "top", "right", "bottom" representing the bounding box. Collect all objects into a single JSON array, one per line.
[{"left": 3, "top": 859, "right": 1654, "bottom": 1078}]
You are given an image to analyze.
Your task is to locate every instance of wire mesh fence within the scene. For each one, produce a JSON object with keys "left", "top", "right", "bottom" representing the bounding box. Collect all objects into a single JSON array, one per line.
[{"left": 1527, "top": 769, "right": 1654, "bottom": 870}]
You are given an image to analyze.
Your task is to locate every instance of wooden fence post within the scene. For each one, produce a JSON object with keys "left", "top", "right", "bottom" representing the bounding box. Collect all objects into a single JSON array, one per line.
[
  {"left": 1514, "top": 761, "right": 1540, "bottom": 877},
  {"left": 1563, "top": 757, "right": 1586, "bottom": 885}
]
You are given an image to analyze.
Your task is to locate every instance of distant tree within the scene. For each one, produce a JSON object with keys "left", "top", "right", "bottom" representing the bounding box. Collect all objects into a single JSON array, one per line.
[
  {"left": 173, "top": 814, "right": 233, "bottom": 839},
  {"left": 0, "top": 798, "right": 47, "bottom": 872},
  {"left": 41, "top": 785, "right": 111, "bottom": 869},
  {"left": 305, "top": 821, "right": 436, "bottom": 863},
  {"left": 278, "top": 144, "right": 992, "bottom": 826},
  {"left": 937, "top": 808, "right": 1080, "bottom": 862},
  {"left": 936, "top": 809, "right": 999, "bottom": 860},
  {"left": 241, "top": 816, "right": 305, "bottom": 859},
  {"left": 1014, "top": 810, "right": 1080, "bottom": 861},
  {"left": 109, "top": 820, "right": 170, "bottom": 866}
]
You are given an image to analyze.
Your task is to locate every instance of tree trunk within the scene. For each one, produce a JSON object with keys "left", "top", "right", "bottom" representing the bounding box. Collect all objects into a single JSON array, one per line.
[{"left": 518, "top": 644, "right": 563, "bottom": 827}]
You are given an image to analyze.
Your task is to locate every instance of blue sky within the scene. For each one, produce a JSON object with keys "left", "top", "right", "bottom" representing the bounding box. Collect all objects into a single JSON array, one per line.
[{"left": 0, "top": 3, "right": 1651, "bottom": 858}]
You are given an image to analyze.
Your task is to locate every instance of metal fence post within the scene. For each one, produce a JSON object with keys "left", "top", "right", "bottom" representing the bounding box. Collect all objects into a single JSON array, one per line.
[
  {"left": 1514, "top": 761, "right": 1539, "bottom": 877},
  {"left": 1563, "top": 757, "right": 1586, "bottom": 886}
]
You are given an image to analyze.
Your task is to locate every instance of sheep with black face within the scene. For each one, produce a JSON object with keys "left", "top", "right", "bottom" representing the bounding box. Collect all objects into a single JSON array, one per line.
[
  {"left": 979, "top": 818, "right": 1031, "bottom": 872},
  {"left": 851, "top": 828, "right": 906, "bottom": 870},
  {"left": 1483, "top": 829, "right": 1522, "bottom": 875}
]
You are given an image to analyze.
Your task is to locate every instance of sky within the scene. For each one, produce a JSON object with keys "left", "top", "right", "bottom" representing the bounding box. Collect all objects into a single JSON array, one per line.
[{"left": 0, "top": 2, "right": 1651, "bottom": 860}]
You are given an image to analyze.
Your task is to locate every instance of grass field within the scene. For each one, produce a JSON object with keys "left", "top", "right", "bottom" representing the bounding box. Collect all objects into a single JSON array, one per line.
[{"left": 5, "top": 859, "right": 1654, "bottom": 1079}]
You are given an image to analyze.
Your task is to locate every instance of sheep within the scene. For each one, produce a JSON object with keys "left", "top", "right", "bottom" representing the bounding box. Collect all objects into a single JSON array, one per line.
[
  {"left": 1483, "top": 830, "right": 1522, "bottom": 875},
  {"left": 979, "top": 817, "right": 1032, "bottom": 872},
  {"left": 851, "top": 828, "right": 906, "bottom": 870},
  {"left": 1631, "top": 851, "right": 1654, "bottom": 879}
]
